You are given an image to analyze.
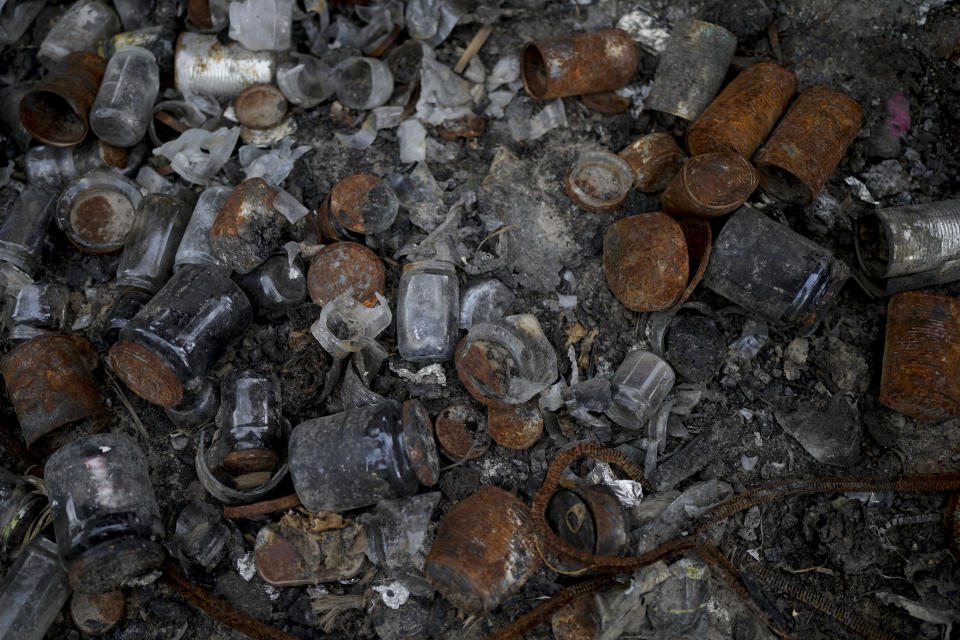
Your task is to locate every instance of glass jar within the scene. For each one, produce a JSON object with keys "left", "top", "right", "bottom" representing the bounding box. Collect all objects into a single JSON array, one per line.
[
  {"left": 0, "top": 186, "right": 58, "bottom": 276},
  {"left": 218, "top": 369, "right": 284, "bottom": 473},
  {"left": 397, "top": 260, "right": 459, "bottom": 362},
  {"left": 175, "top": 185, "right": 231, "bottom": 272},
  {"left": 116, "top": 193, "right": 191, "bottom": 293},
  {"left": 90, "top": 46, "right": 160, "bottom": 147},
  {"left": 0, "top": 536, "right": 71, "bottom": 640},
  {"left": 45, "top": 433, "right": 164, "bottom": 593}
]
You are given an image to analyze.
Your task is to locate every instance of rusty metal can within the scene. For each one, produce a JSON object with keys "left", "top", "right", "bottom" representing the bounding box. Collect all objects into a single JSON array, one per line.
[
  {"left": 174, "top": 32, "right": 275, "bottom": 99},
  {"left": 1, "top": 334, "right": 107, "bottom": 447},
  {"left": 602, "top": 212, "right": 688, "bottom": 312},
  {"left": 645, "top": 19, "right": 737, "bottom": 122},
  {"left": 855, "top": 200, "right": 960, "bottom": 292},
  {"left": 210, "top": 177, "right": 287, "bottom": 274},
  {"left": 327, "top": 174, "right": 399, "bottom": 236},
  {"left": 307, "top": 241, "right": 386, "bottom": 307},
  {"left": 424, "top": 485, "right": 540, "bottom": 615},
  {"left": 879, "top": 291, "right": 960, "bottom": 421},
  {"left": 545, "top": 485, "right": 629, "bottom": 572},
  {"left": 219, "top": 369, "right": 284, "bottom": 473},
  {"left": 755, "top": 85, "right": 863, "bottom": 205},
  {"left": 686, "top": 63, "right": 797, "bottom": 157},
  {"left": 702, "top": 206, "right": 849, "bottom": 335},
  {"left": 20, "top": 52, "right": 106, "bottom": 147},
  {"left": 618, "top": 133, "right": 687, "bottom": 193},
  {"left": 521, "top": 29, "right": 638, "bottom": 101},
  {"left": 661, "top": 151, "right": 758, "bottom": 218},
  {"left": 109, "top": 264, "right": 252, "bottom": 407}
]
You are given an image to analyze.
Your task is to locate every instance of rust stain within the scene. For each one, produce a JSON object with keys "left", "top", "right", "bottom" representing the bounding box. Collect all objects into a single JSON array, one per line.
[
  {"left": 434, "top": 404, "right": 488, "bottom": 461},
  {"left": 454, "top": 335, "right": 517, "bottom": 408}
]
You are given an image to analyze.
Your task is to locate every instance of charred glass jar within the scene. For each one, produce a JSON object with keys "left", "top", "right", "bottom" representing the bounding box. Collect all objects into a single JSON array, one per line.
[
  {"left": 397, "top": 260, "right": 459, "bottom": 363},
  {"left": 289, "top": 400, "right": 439, "bottom": 512},
  {"left": 116, "top": 193, "right": 191, "bottom": 293},
  {"left": 109, "top": 264, "right": 252, "bottom": 407},
  {"left": 45, "top": 433, "right": 164, "bottom": 593},
  {"left": 218, "top": 369, "right": 284, "bottom": 473},
  {"left": 0, "top": 186, "right": 57, "bottom": 276}
]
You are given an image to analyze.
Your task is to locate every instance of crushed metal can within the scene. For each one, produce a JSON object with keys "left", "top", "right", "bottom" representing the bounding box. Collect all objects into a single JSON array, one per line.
[
  {"left": 19, "top": 52, "right": 106, "bottom": 147},
  {"left": 755, "top": 85, "right": 863, "bottom": 205},
  {"left": 174, "top": 32, "right": 275, "bottom": 99},
  {"left": 880, "top": 291, "right": 960, "bottom": 421},
  {"left": 618, "top": 133, "right": 687, "bottom": 193},
  {"left": 254, "top": 511, "right": 366, "bottom": 586},
  {"left": 602, "top": 212, "right": 712, "bottom": 312},
  {"left": 645, "top": 19, "right": 737, "bottom": 122},
  {"left": 109, "top": 264, "right": 253, "bottom": 407},
  {"left": 702, "top": 206, "right": 849, "bottom": 335},
  {"left": 521, "top": 29, "right": 638, "bottom": 101},
  {"left": 45, "top": 433, "right": 165, "bottom": 593},
  {"left": 424, "top": 485, "right": 540, "bottom": 615},
  {"left": 210, "top": 177, "right": 287, "bottom": 274},
  {"left": 1, "top": 333, "right": 107, "bottom": 448},
  {"left": 686, "top": 62, "right": 797, "bottom": 157},
  {"left": 855, "top": 200, "right": 960, "bottom": 293},
  {"left": 661, "top": 151, "right": 758, "bottom": 218}
]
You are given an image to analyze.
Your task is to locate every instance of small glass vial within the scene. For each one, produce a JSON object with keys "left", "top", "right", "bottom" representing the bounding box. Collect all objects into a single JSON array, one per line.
[
  {"left": 164, "top": 377, "right": 220, "bottom": 428},
  {"left": 0, "top": 186, "right": 58, "bottom": 276},
  {"left": 289, "top": 400, "right": 439, "bottom": 512},
  {"left": 0, "top": 537, "right": 72, "bottom": 640},
  {"left": 112, "top": 0, "right": 153, "bottom": 31},
  {"left": 45, "top": 433, "right": 164, "bottom": 593},
  {"left": 397, "top": 261, "right": 459, "bottom": 363},
  {"left": 174, "top": 185, "right": 231, "bottom": 271},
  {"left": 334, "top": 57, "right": 394, "bottom": 110},
  {"left": 0, "top": 468, "right": 47, "bottom": 554},
  {"left": 90, "top": 46, "right": 160, "bottom": 147},
  {"left": 109, "top": 264, "right": 253, "bottom": 407},
  {"left": 218, "top": 369, "right": 284, "bottom": 473},
  {"left": 604, "top": 350, "right": 675, "bottom": 430},
  {"left": 38, "top": 0, "right": 121, "bottom": 65},
  {"left": 116, "top": 193, "right": 191, "bottom": 293}
]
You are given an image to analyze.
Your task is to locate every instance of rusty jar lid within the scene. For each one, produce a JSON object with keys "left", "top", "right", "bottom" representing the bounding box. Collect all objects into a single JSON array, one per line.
[
  {"left": 108, "top": 340, "right": 185, "bottom": 407},
  {"left": 661, "top": 151, "right": 758, "bottom": 218},
  {"left": 234, "top": 84, "right": 288, "bottom": 130},
  {"left": 434, "top": 404, "right": 490, "bottom": 461},
  {"left": 56, "top": 170, "right": 143, "bottom": 254},
  {"left": 487, "top": 402, "right": 543, "bottom": 450},
  {"left": 602, "top": 212, "right": 689, "bottom": 312},
  {"left": 328, "top": 174, "right": 398, "bottom": 235},
  {"left": 307, "top": 241, "right": 386, "bottom": 307}
]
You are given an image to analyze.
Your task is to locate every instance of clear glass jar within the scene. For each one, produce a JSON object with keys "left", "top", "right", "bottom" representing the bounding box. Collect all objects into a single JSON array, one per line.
[
  {"left": 0, "top": 537, "right": 71, "bottom": 640},
  {"left": 289, "top": 400, "right": 438, "bottom": 512},
  {"left": 38, "top": 0, "right": 120, "bottom": 66},
  {"left": 4, "top": 282, "right": 70, "bottom": 342},
  {"left": 90, "top": 46, "right": 160, "bottom": 147},
  {"left": 604, "top": 350, "right": 675, "bottom": 430},
  {"left": 334, "top": 57, "right": 394, "bottom": 110},
  {"left": 0, "top": 186, "right": 57, "bottom": 276},
  {"left": 116, "top": 193, "right": 191, "bottom": 293},
  {"left": 45, "top": 433, "right": 164, "bottom": 593},
  {"left": 218, "top": 369, "right": 284, "bottom": 473},
  {"left": 175, "top": 185, "right": 231, "bottom": 271},
  {"left": 397, "top": 260, "right": 459, "bottom": 363}
]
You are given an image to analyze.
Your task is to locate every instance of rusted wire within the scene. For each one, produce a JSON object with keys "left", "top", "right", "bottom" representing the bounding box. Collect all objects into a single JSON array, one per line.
[
  {"left": 223, "top": 493, "right": 301, "bottom": 519},
  {"left": 947, "top": 494, "right": 960, "bottom": 558},
  {"left": 485, "top": 444, "right": 960, "bottom": 640},
  {"left": 161, "top": 562, "right": 299, "bottom": 640}
]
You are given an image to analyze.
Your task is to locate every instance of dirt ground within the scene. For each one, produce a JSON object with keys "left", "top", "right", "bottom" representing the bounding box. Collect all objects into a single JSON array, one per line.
[{"left": 2, "top": 0, "right": 960, "bottom": 639}]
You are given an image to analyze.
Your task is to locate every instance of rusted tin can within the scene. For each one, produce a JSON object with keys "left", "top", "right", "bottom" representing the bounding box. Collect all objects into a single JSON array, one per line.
[
  {"left": 425, "top": 485, "right": 540, "bottom": 614},
  {"left": 856, "top": 200, "right": 960, "bottom": 292},
  {"left": 702, "top": 206, "right": 849, "bottom": 335},
  {"left": 289, "top": 400, "right": 439, "bottom": 512},
  {"left": 645, "top": 19, "right": 737, "bottom": 122},
  {"left": 880, "top": 291, "right": 960, "bottom": 421},
  {"left": 564, "top": 151, "right": 634, "bottom": 213},
  {"left": 210, "top": 177, "right": 287, "bottom": 274},
  {"left": 686, "top": 63, "right": 797, "bottom": 157},
  {"left": 326, "top": 174, "right": 399, "bottom": 236},
  {"left": 234, "top": 84, "right": 288, "bottom": 130},
  {"left": 109, "top": 264, "right": 252, "bottom": 407},
  {"left": 546, "top": 485, "right": 629, "bottom": 572},
  {"left": 20, "top": 52, "right": 106, "bottom": 147},
  {"left": 307, "top": 241, "right": 386, "bottom": 307},
  {"left": 755, "top": 85, "right": 863, "bottom": 205},
  {"left": 618, "top": 133, "right": 687, "bottom": 193},
  {"left": 602, "top": 212, "right": 687, "bottom": 312},
  {"left": 56, "top": 170, "right": 143, "bottom": 255},
  {"left": 521, "top": 29, "right": 638, "bottom": 101},
  {"left": 1, "top": 334, "right": 106, "bottom": 447},
  {"left": 661, "top": 151, "right": 758, "bottom": 218},
  {"left": 219, "top": 369, "right": 284, "bottom": 473},
  {"left": 45, "top": 433, "right": 164, "bottom": 593},
  {"left": 174, "top": 32, "right": 275, "bottom": 99}
]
